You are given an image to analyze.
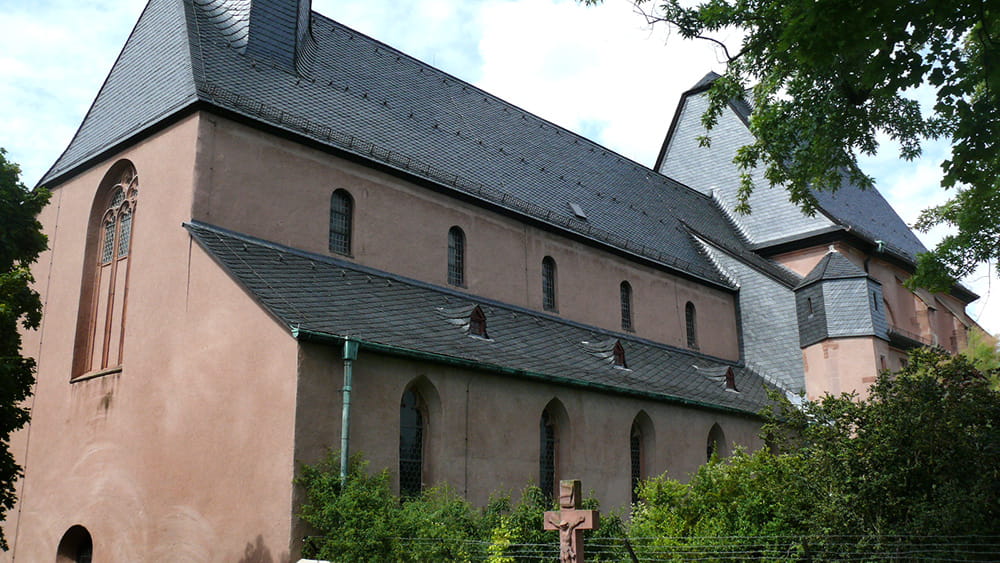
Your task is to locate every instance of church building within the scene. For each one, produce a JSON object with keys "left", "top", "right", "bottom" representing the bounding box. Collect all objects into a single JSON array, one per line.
[{"left": 7, "top": 0, "right": 980, "bottom": 560}]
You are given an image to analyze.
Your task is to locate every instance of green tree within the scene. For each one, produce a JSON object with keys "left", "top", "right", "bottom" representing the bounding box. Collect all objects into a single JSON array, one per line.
[
  {"left": 630, "top": 348, "right": 1000, "bottom": 559},
  {"left": 587, "top": 0, "right": 998, "bottom": 291},
  {"left": 961, "top": 326, "right": 1000, "bottom": 388},
  {"left": 0, "top": 149, "right": 48, "bottom": 551}
]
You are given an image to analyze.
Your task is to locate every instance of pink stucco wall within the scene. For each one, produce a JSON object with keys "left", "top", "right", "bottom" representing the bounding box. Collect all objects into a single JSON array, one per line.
[
  {"left": 801, "top": 336, "right": 882, "bottom": 400},
  {"left": 191, "top": 116, "right": 741, "bottom": 360},
  {"left": 292, "top": 344, "right": 763, "bottom": 541},
  {"left": 9, "top": 111, "right": 765, "bottom": 561},
  {"left": 7, "top": 115, "right": 301, "bottom": 562}
]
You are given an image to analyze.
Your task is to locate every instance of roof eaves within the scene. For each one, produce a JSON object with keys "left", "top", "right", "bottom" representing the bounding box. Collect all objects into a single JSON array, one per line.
[
  {"left": 291, "top": 326, "right": 764, "bottom": 418},
  {"left": 197, "top": 82, "right": 736, "bottom": 290},
  {"left": 183, "top": 220, "right": 736, "bottom": 353},
  {"left": 38, "top": 98, "right": 202, "bottom": 188}
]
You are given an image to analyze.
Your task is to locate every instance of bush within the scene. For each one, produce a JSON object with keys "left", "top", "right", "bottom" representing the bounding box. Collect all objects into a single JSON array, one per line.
[
  {"left": 297, "top": 454, "right": 624, "bottom": 562},
  {"left": 630, "top": 348, "right": 1000, "bottom": 559}
]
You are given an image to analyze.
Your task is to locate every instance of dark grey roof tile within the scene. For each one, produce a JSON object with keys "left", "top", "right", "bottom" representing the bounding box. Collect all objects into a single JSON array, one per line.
[
  {"left": 187, "top": 220, "right": 777, "bottom": 415},
  {"left": 797, "top": 251, "right": 869, "bottom": 288},
  {"left": 44, "top": 0, "right": 787, "bottom": 289}
]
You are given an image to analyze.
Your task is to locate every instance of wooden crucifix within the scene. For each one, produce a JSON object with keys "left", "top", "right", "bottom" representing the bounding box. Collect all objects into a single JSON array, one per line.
[{"left": 544, "top": 480, "right": 600, "bottom": 563}]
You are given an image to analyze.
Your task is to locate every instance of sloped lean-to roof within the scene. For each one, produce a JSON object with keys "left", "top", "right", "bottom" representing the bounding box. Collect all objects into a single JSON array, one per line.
[
  {"left": 42, "top": 0, "right": 780, "bottom": 290},
  {"left": 186, "top": 221, "right": 778, "bottom": 416}
]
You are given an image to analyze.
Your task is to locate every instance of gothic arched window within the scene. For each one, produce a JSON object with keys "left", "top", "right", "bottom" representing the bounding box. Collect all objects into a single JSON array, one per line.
[
  {"left": 685, "top": 301, "right": 698, "bottom": 349},
  {"left": 73, "top": 162, "right": 138, "bottom": 377},
  {"left": 542, "top": 256, "right": 557, "bottom": 312},
  {"left": 707, "top": 423, "right": 726, "bottom": 460},
  {"left": 620, "top": 281, "right": 633, "bottom": 331},
  {"left": 448, "top": 226, "right": 465, "bottom": 286},
  {"left": 329, "top": 189, "right": 353, "bottom": 255},
  {"left": 539, "top": 399, "right": 568, "bottom": 499},
  {"left": 630, "top": 421, "right": 643, "bottom": 503},
  {"left": 539, "top": 409, "right": 557, "bottom": 499},
  {"left": 399, "top": 388, "right": 425, "bottom": 496},
  {"left": 56, "top": 525, "right": 93, "bottom": 563}
]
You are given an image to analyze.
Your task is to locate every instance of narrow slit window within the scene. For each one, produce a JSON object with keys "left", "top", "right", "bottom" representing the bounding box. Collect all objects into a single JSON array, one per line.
[
  {"left": 630, "top": 422, "right": 642, "bottom": 503},
  {"left": 399, "top": 389, "right": 425, "bottom": 496},
  {"left": 542, "top": 256, "right": 557, "bottom": 312},
  {"left": 620, "top": 281, "right": 633, "bottom": 331},
  {"left": 448, "top": 226, "right": 465, "bottom": 286},
  {"left": 329, "top": 189, "right": 354, "bottom": 255},
  {"left": 539, "top": 409, "right": 556, "bottom": 499},
  {"left": 685, "top": 301, "right": 698, "bottom": 349}
]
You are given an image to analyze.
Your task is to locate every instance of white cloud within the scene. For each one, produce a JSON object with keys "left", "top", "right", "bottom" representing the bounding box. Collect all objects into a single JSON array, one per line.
[
  {"left": 4, "top": 0, "right": 997, "bottom": 334},
  {"left": 0, "top": 1, "right": 145, "bottom": 186}
]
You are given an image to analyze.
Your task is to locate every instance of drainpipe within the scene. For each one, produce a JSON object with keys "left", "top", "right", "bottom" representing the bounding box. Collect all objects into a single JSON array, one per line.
[{"left": 340, "top": 339, "right": 359, "bottom": 484}]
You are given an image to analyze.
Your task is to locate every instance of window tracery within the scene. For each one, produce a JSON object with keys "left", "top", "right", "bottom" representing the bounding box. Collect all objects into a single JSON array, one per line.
[{"left": 73, "top": 163, "right": 138, "bottom": 377}]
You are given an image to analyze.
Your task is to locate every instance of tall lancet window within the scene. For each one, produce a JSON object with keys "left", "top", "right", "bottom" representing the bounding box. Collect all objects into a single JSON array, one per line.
[
  {"left": 448, "top": 226, "right": 465, "bottom": 286},
  {"left": 685, "top": 301, "right": 698, "bottom": 350},
  {"left": 399, "top": 388, "right": 425, "bottom": 497},
  {"left": 630, "top": 421, "right": 643, "bottom": 503},
  {"left": 73, "top": 162, "right": 138, "bottom": 377},
  {"left": 620, "top": 281, "right": 633, "bottom": 331},
  {"left": 539, "top": 409, "right": 557, "bottom": 498},
  {"left": 538, "top": 399, "right": 567, "bottom": 499},
  {"left": 542, "top": 256, "right": 557, "bottom": 312},
  {"left": 329, "top": 189, "right": 353, "bottom": 255}
]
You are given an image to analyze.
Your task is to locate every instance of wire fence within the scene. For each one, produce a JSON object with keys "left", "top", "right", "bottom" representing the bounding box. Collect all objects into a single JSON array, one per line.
[{"left": 307, "top": 535, "right": 1000, "bottom": 562}]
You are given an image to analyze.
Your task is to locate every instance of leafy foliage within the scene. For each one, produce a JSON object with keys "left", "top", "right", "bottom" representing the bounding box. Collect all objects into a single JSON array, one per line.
[
  {"left": 631, "top": 348, "right": 1000, "bottom": 558},
  {"left": 297, "top": 451, "right": 624, "bottom": 562},
  {"left": 299, "top": 350, "right": 998, "bottom": 560},
  {"left": 588, "top": 0, "right": 999, "bottom": 290},
  {"left": 962, "top": 327, "right": 1000, "bottom": 388},
  {"left": 0, "top": 149, "right": 48, "bottom": 551}
]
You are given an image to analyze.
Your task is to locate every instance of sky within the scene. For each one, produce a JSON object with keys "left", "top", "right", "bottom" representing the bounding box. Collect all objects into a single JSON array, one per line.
[{"left": 1, "top": 0, "right": 996, "bottom": 334}]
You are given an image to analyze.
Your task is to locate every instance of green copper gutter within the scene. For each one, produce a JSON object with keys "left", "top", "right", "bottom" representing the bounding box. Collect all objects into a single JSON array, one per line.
[{"left": 290, "top": 327, "right": 761, "bottom": 419}]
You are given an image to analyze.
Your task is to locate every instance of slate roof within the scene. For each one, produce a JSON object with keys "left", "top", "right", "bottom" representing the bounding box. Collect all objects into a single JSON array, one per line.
[
  {"left": 668, "top": 73, "right": 929, "bottom": 264},
  {"left": 39, "top": 0, "right": 781, "bottom": 289},
  {"left": 186, "top": 221, "right": 777, "bottom": 416},
  {"left": 796, "top": 250, "right": 871, "bottom": 289}
]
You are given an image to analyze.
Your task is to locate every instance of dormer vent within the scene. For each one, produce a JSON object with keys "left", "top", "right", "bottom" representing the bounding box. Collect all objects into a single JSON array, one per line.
[
  {"left": 470, "top": 306, "right": 488, "bottom": 339},
  {"left": 612, "top": 340, "right": 627, "bottom": 369},
  {"left": 568, "top": 202, "right": 587, "bottom": 220}
]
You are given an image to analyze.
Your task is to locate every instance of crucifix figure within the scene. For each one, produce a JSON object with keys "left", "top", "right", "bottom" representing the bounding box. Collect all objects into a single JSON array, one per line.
[{"left": 544, "top": 480, "right": 600, "bottom": 563}]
